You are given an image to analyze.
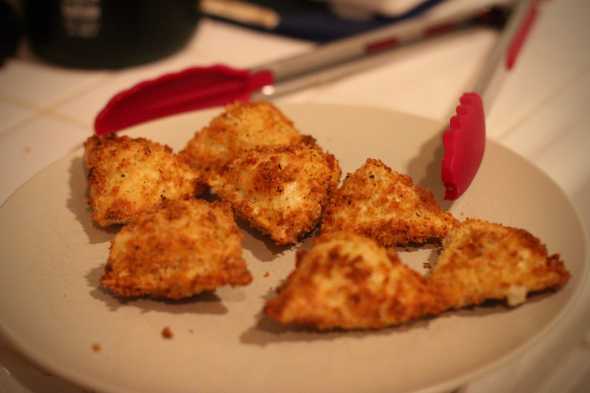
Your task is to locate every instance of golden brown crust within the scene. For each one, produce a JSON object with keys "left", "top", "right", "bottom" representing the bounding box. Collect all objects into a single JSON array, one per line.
[
  {"left": 84, "top": 134, "right": 205, "bottom": 227},
  {"left": 321, "top": 158, "right": 458, "bottom": 246},
  {"left": 180, "top": 101, "right": 306, "bottom": 177},
  {"left": 429, "top": 218, "right": 570, "bottom": 309},
  {"left": 264, "top": 232, "right": 444, "bottom": 330},
  {"left": 100, "top": 199, "right": 252, "bottom": 299},
  {"left": 210, "top": 142, "right": 341, "bottom": 245}
]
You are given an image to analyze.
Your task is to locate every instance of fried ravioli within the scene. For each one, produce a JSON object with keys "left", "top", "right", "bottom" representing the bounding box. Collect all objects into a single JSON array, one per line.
[
  {"left": 101, "top": 199, "right": 252, "bottom": 299},
  {"left": 180, "top": 101, "right": 305, "bottom": 176},
  {"left": 264, "top": 232, "right": 442, "bottom": 330},
  {"left": 429, "top": 219, "right": 570, "bottom": 309},
  {"left": 209, "top": 142, "right": 341, "bottom": 245},
  {"left": 321, "top": 159, "right": 458, "bottom": 247},
  {"left": 84, "top": 134, "right": 203, "bottom": 227}
]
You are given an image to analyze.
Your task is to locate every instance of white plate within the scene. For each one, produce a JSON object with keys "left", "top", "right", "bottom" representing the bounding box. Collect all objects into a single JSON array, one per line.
[{"left": 0, "top": 103, "right": 587, "bottom": 393}]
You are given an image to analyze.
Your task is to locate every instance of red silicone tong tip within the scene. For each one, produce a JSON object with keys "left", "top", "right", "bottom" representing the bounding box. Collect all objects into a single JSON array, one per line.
[
  {"left": 441, "top": 92, "right": 486, "bottom": 200},
  {"left": 94, "top": 64, "right": 274, "bottom": 135}
]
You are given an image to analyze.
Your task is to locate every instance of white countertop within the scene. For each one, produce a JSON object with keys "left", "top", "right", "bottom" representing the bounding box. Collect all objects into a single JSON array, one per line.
[{"left": 1, "top": 0, "right": 589, "bottom": 392}]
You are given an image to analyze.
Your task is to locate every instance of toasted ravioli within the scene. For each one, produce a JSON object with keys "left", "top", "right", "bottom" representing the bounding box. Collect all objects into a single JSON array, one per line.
[
  {"left": 210, "top": 142, "right": 341, "bottom": 245},
  {"left": 264, "top": 232, "right": 442, "bottom": 330},
  {"left": 321, "top": 159, "right": 458, "bottom": 246},
  {"left": 429, "top": 219, "right": 570, "bottom": 309},
  {"left": 101, "top": 199, "right": 252, "bottom": 299},
  {"left": 84, "top": 135, "right": 203, "bottom": 227},
  {"left": 180, "top": 101, "right": 305, "bottom": 175}
]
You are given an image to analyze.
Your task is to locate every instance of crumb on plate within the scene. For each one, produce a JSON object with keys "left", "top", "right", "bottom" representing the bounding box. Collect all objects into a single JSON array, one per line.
[{"left": 161, "top": 326, "right": 174, "bottom": 339}]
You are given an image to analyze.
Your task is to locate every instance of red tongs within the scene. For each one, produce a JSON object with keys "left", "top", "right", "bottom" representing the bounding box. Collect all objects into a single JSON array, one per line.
[
  {"left": 94, "top": 1, "right": 514, "bottom": 135},
  {"left": 442, "top": 0, "right": 538, "bottom": 199},
  {"left": 94, "top": 0, "right": 539, "bottom": 200}
]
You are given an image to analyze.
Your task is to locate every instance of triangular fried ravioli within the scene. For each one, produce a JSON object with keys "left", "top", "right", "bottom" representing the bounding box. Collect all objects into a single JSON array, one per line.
[
  {"left": 180, "top": 101, "right": 305, "bottom": 175},
  {"left": 264, "top": 232, "right": 443, "bottom": 330},
  {"left": 84, "top": 134, "right": 203, "bottom": 227},
  {"left": 101, "top": 199, "right": 252, "bottom": 299},
  {"left": 209, "top": 142, "right": 341, "bottom": 246},
  {"left": 321, "top": 159, "right": 458, "bottom": 246},
  {"left": 429, "top": 219, "right": 570, "bottom": 309}
]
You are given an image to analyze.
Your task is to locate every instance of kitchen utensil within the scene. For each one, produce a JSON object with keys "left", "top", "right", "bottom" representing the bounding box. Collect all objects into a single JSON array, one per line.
[
  {"left": 441, "top": 0, "right": 538, "bottom": 199},
  {"left": 94, "top": 1, "right": 508, "bottom": 135}
]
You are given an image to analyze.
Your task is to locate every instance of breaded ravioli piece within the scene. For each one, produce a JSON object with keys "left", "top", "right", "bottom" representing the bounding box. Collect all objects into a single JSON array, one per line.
[
  {"left": 84, "top": 134, "right": 203, "bottom": 227},
  {"left": 209, "top": 142, "right": 341, "bottom": 245},
  {"left": 429, "top": 219, "right": 570, "bottom": 309},
  {"left": 101, "top": 199, "right": 252, "bottom": 299},
  {"left": 264, "top": 232, "right": 442, "bottom": 330},
  {"left": 321, "top": 159, "right": 458, "bottom": 247},
  {"left": 180, "top": 101, "right": 305, "bottom": 175}
]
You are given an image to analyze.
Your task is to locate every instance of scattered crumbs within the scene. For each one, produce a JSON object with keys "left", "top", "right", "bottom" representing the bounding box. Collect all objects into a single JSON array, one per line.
[
  {"left": 23, "top": 146, "right": 32, "bottom": 155},
  {"left": 188, "top": 329, "right": 195, "bottom": 334},
  {"left": 263, "top": 271, "right": 270, "bottom": 278},
  {"left": 91, "top": 343, "right": 102, "bottom": 353},
  {"left": 161, "top": 326, "right": 174, "bottom": 339}
]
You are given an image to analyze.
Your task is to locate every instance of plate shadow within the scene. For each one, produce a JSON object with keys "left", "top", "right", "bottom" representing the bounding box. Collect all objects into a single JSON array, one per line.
[
  {"left": 239, "top": 309, "right": 435, "bottom": 346},
  {"left": 66, "top": 156, "right": 116, "bottom": 244},
  {"left": 85, "top": 265, "right": 229, "bottom": 315},
  {"left": 405, "top": 125, "right": 453, "bottom": 211}
]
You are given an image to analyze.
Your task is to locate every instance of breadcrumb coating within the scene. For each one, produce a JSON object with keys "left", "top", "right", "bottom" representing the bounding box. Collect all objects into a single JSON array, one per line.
[
  {"left": 180, "top": 101, "right": 305, "bottom": 176},
  {"left": 429, "top": 218, "right": 570, "bottom": 309},
  {"left": 101, "top": 199, "right": 252, "bottom": 299},
  {"left": 84, "top": 134, "right": 204, "bottom": 227},
  {"left": 264, "top": 232, "right": 443, "bottom": 330},
  {"left": 321, "top": 159, "right": 458, "bottom": 246},
  {"left": 209, "top": 142, "right": 341, "bottom": 245}
]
